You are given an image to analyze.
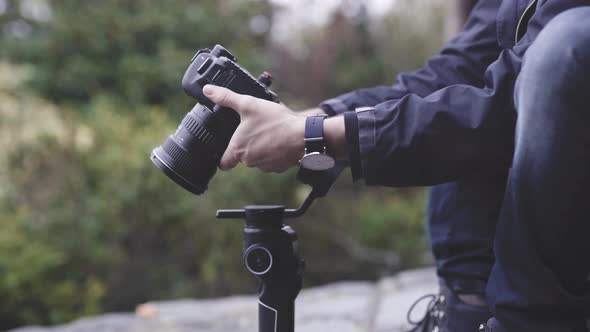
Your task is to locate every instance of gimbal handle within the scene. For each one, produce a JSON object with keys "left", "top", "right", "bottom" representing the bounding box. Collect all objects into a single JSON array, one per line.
[{"left": 215, "top": 162, "right": 345, "bottom": 332}]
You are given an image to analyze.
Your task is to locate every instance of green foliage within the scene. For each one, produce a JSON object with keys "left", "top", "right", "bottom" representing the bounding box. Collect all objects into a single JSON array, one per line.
[
  {"left": 0, "top": 0, "right": 272, "bottom": 113},
  {"left": 0, "top": 90, "right": 299, "bottom": 326},
  {"left": 374, "top": 1, "right": 446, "bottom": 77},
  {"left": 355, "top": 190, "right": 429, "bottom": 269}
]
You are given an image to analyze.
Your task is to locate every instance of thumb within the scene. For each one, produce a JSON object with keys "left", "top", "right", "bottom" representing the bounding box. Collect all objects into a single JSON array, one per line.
[{"left": 203, "top": 85, "right": 255, "bottom": 115}]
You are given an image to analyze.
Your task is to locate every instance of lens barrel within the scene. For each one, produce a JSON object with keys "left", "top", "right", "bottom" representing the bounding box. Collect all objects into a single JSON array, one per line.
[{"left": 151, "top": 103, "right": 238, "bottom": 195}]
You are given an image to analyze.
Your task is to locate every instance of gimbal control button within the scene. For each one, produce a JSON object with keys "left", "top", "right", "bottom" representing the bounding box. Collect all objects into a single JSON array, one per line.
[{"left": 244, "top": 245, "right": 273, "bottom": 276}]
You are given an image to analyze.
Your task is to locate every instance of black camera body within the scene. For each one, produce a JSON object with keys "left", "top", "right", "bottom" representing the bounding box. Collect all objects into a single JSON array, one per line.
[
  {"left": 182, "top": 45, "right": 278, "bottom": 109},
  {"left": 151, "top": 45, "right": 279, "bottom": 195}
]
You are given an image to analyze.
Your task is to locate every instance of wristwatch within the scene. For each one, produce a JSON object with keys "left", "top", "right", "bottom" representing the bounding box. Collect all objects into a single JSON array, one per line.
[{"left": 299, "top": 115, "right": 336, "bottom": 171}]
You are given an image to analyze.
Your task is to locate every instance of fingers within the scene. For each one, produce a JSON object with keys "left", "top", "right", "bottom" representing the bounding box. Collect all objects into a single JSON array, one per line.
[
  {"left": 219, "top": 143, "right": 240, "bottom": 171},
  {"left": 219, "top": 153, "right": 239, "bottom": 171},
  {"left": 220, "top": 144, "right": 291, "bottom": 173},
  {"left": 203, "top": 85, "right": 258, "bottom": 115}
]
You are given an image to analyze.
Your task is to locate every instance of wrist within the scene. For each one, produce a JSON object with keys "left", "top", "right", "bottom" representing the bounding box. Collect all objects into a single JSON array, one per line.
[
  {"left": 298, "top": 108, "right": 327, "bottom": 117},
  {"left": 324, "top": 116, "right": 349, "bottom": 161}
]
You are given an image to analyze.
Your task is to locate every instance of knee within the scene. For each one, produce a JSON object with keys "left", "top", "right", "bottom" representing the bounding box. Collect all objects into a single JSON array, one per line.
[{"left": 523, "top": 7, "right": 590, "bottom": 80}]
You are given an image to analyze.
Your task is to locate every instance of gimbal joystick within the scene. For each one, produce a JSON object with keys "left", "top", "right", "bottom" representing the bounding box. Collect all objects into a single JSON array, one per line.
[{"left": 217, "top": 163, "right": 346, "bottom": 332}]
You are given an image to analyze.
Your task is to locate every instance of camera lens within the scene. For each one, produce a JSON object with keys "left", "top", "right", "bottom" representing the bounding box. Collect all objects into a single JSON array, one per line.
[
  {"left": 151, "top": 103, "right": 239, "bottom": 195},
  {"left": 244, "top": 245, "right": 273, "bottom": 275}
]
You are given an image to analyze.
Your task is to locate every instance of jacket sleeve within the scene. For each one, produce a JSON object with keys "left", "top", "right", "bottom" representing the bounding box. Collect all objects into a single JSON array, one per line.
[
  {"left": 319, "top": 0, "right": 502, "bottom": 115},
  {"left": 348, "top": 0, "right": 590, "bottom": 187}
]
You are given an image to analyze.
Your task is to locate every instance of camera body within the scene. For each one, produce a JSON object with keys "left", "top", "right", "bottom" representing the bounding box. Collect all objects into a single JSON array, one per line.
[
  {"left": 182, "top": 45, "right": 278, "bottom": 109},
  {"left": 151, "top": 45, "right": 279, "bottom": 194}
]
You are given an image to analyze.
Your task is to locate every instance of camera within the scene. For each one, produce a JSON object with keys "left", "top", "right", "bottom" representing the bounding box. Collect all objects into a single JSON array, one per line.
[{"left": 151, "top": 45, "right": 279, "bottom": 194}]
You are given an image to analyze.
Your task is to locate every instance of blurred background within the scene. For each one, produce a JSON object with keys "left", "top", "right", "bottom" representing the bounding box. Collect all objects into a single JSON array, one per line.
[{"left": 0, "top": 0, "right": 468, "bottom": 329}]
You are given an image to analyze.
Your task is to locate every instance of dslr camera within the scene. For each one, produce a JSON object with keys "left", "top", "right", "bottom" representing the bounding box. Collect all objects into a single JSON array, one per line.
[{"left": 151, "top": 45, "right": 279, "bottom": 194}]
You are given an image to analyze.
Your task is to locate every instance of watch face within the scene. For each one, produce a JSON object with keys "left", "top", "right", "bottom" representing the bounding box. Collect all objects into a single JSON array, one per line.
[{"left": 300, "top": 152, "right": 336, "bottom": 171}]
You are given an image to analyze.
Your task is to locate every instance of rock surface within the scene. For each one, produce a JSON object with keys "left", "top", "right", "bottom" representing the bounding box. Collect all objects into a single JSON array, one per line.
[
  {"left": 12, "top": 266, "right": 590, "bottom": 332},
  {"left": 9, "top": 267, "right": 438, "bottom": 332}
]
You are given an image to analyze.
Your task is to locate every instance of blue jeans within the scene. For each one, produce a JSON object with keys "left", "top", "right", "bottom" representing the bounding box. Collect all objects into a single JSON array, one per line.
[
  {"left": 428, "top": 168, "right": 507, "bottom": 295},
  {"left": 429, "top": 7, "right": 590, "bottom": 331}
]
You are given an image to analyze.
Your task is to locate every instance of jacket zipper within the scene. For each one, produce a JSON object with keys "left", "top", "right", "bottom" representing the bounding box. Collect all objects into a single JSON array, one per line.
[{"left": 515, "top": 0, "right": 538, "bottom": 44}]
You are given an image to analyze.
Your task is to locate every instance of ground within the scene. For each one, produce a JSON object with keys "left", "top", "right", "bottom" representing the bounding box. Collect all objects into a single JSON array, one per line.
[{"left": 10, "top": 268, "right": 439, "bottom": 332}]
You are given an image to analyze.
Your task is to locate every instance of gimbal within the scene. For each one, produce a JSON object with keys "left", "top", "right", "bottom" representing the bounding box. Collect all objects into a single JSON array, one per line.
[{"left": 217, "top": 163, "right": 345, "bottom": 332}]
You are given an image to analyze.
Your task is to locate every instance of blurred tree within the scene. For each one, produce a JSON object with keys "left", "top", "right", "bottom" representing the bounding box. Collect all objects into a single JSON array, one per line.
[
  {"left": 0, "top": 0, "right": 273, "bottom": 114},
  {"left": 271, "top": 1, "right": 446, "bottom": 107},
  {"left": 271, "top": 4, "right": 384, "bottom": 106},
  {"left": 0, "top": 71, "right": 299, "bottom": 327}
]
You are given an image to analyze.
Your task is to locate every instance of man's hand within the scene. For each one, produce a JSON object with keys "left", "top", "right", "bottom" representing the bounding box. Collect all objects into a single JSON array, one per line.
[{"left": 203, "top": 85, "right": 306, "bottom": 173}]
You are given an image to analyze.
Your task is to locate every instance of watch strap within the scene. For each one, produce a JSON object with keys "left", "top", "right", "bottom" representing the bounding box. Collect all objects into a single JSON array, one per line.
[{"left": 304, "top": 115, "right": 327, "bottom": 153}]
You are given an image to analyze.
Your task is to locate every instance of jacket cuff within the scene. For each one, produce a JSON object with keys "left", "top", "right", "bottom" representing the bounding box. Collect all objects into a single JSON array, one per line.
[
  {"left": 319, "top": 97, "right": 351, "bottom": 116},
  {"left": 355, "top": 107, "right": 376, "bottom": 183},
  {"left": 343, "top": 111, "right": 360, "bottom": 181},
  {"left": 343, "top": 107, "right": 376, "bottom": 182}
]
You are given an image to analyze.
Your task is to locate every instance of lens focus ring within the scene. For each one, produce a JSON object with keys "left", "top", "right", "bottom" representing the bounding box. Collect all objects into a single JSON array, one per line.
[{"left": 182, "top": 115, "right": 214, "bottom": 144}]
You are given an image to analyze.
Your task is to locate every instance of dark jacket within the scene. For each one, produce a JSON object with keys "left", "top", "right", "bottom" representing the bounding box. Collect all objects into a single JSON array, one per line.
[{"left": 319, "top": 0, "right": 590, "bottom": 186}]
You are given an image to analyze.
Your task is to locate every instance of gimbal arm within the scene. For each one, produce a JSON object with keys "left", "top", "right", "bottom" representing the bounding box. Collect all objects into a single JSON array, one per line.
[{"left": 217, "top": 161, "right": 346, "bottom": 219}]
